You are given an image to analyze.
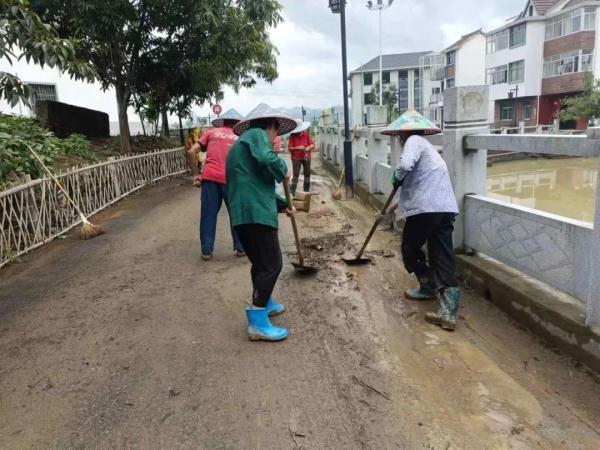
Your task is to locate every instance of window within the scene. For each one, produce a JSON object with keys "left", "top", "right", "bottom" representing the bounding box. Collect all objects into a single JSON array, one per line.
[
  {"left": 398, "top": 71, "right": 409, "bottom": 111},
  {"left": 523, "top": 102, "right": 532, "bottom": 121},
  {"left": 382, "top": 71, "right": 391, "bottom": 84},
  {"left": 488, "top": 24, "right": 525, "bottom": 53},
  {"left": 431, "top": 87, "right": 442, "bottom": 103},
  {"left": 500, "top": 101, "right": 513, "bottom": 121},
  {"left": 487, "top": 65, "right": 508, "bottom": 84},
  {"left": 363, "top": 73, "right": 373, "bottom": 86},
  {"left": 543, "top": 49, "right": 594, "bottom": 77},
  {"left": 487, "top": 29, "right": 509, "bottom": 53},
  {"left": 364, "top": 93, "right": 372, "bottom": 106},
  {"left": 26, "top": 83, "right": 57, "bottom": 112},
  {"left": 414, "top": 70, "right": 422, "bottom": 113},
  {"left": 510, "top": 23, "right": 526, "bottom": 47},
  {"left": 508, "top": 60, "right": 525, "bottom": 83},
  {"left": 545, "top": 7, "right": 596, "bottom": 41},
  {"left": 446, "top": 51, "right": 456, "bottom": 65},
  {"left": 446, "top": 78, "right": 455, "bottom": 88},
  {"left": 529, "top": 5, "right": 533, "bottom": 16}
]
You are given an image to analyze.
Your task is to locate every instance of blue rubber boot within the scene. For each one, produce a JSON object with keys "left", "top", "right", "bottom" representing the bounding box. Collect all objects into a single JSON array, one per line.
[
  {"left": 404, "top": 285, "right": 437, "bottom": 301},
  {"left": 246, "top": 308, "right": 288, "bottom": 341},
  {"left": 425, "top": 287, "right": 461, "bottom": 331},
  {"left": 266, "top": 297, "right": 286, "bottom": 317}
]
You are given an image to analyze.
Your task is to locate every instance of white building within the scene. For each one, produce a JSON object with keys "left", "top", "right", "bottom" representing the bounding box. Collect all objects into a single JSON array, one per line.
[
  {"left": 421, "top": 30, "right": 487, "bottom": 128},
  {"left": 349, "top": 51, "right": 436, "bottom": 127},
  {"left": 485, "top": 0, "right": 600, "bottom": 130}
]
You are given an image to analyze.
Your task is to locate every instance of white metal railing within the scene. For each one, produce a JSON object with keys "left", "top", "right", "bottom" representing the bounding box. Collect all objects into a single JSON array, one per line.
[{"left": 0, "top": 147, "right": 188, "bottom": 268}]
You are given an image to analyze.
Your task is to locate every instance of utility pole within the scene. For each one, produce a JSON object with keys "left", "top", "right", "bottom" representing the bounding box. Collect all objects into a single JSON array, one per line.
[{"left": 329, "top": 0, "right": 354, "bottom": 197}]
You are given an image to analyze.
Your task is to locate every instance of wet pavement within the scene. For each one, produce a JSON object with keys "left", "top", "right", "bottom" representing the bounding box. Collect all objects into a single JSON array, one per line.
[{"left": 0, "top": 155, "right": 599, "bottom": 449}]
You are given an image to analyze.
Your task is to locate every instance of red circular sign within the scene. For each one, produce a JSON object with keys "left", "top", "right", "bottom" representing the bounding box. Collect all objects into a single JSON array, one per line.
[{"left": 212, "top": 104, "right": 222, "bottom": 115}]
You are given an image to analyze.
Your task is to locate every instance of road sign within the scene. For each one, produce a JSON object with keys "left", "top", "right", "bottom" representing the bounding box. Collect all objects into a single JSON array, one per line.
[{"left": 212, "top": 104, "right": 222, "bottom": 116}]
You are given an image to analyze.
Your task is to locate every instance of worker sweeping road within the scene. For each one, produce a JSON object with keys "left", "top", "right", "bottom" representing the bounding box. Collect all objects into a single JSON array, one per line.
[
  {"left": 226, "top": 105, "right": 298, "bottom": 342},
  {"left": 189, "top": 110, "right": 244, "bottom": 261},
  {"left": 381, "top": 110, "right": 461, "bottom": 331},
  {"left": 288, "top": 121, "right": 315, "bottom": 195}
]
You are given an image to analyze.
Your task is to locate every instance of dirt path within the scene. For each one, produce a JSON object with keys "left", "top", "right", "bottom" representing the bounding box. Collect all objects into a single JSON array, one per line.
[{"left": 1, "top": 156, "right": 599, "bottom": 449}]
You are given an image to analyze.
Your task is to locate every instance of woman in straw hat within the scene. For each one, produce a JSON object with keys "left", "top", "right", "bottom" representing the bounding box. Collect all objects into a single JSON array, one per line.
[
  {"left": 226, "top": 104, "right": 297, "bottom": 341},
  {"left": 382, "top": 109, "right": 461, "bottom": 331},
  {"left": 288, "top": 121, "right": 315, "bottom": 195},
  {"left": 189, "top": 109, "right": 245, "bottom": 261}
]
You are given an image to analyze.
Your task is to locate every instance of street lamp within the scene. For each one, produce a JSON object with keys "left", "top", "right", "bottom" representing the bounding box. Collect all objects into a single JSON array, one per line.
[
  {"left": 366, "top": 0, "right": 394, "bottom": 107},
  {"left": 329, "top": 0, "right": 354, "bottom": 197}
]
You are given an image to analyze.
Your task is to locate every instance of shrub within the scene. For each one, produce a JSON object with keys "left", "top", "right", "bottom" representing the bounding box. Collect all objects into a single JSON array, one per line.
[{"left": 0, "top": 116, "right": 96, "bottom": 189}]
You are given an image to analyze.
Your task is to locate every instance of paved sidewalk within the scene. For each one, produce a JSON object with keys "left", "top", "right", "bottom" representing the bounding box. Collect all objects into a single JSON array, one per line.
[{"left": 0, "top": 156, "right": 599, "bottom": 449}]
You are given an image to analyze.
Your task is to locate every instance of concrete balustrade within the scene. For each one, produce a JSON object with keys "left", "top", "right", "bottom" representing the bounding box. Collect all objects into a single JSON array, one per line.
[{"left": 318, "top": 85, "right": 600, "bottom": 329}]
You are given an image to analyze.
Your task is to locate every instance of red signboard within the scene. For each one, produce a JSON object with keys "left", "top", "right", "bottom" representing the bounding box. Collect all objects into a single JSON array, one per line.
[{"left": 212, "top": 104, "right": 222, "bottom": 116}]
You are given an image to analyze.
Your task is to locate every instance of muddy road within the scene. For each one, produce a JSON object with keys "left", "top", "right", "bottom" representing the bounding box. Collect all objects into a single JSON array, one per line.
[{"left": 1, "top": 156, "right": 599, "bottom": 449}]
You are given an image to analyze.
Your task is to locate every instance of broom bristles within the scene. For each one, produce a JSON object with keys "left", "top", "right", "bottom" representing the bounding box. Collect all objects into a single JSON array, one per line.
[{"left": 80, "top": 222, "right": 104, "bottom": 240}]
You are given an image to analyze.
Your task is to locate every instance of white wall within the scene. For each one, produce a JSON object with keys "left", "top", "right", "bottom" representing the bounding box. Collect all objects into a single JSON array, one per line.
[
  {"left": 455, "top": 34, "right": 487, "bottom": 86},
  {"left": 594, "top": 6, "right": 600, "bottom": 78},
  {"left": 486, "top": 21, "right": 545, "bottom": 103},
  {"left": 350, "top": 73, "right": 364, "bottom": 127},
  {"left": 0, "top": 57, "right": 119, "bottom": 119}
]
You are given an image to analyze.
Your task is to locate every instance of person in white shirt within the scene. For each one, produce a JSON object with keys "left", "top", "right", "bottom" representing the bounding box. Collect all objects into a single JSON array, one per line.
[{"left": 382, "top": 110, "right": 461, "bottom": 331}]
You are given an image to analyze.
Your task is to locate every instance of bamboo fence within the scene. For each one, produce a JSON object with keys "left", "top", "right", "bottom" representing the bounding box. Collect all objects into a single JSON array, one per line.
[{"left": 0, "top": 147, "right": 188, "bottom": 268}]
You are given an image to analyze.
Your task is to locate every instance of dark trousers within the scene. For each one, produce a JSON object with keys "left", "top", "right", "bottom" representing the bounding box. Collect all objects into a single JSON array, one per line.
[
  {"left": 235, "top": 224, "right": 283, "bottom": 308},
  {"left": 291, "top": 159, "right": 311, "bottom": 194},
  {"left": 401, "top": 213, "right": 458, "bottom": 289},
  {"left": 200, "top": 180, "right": 243, "bottom": 255}
]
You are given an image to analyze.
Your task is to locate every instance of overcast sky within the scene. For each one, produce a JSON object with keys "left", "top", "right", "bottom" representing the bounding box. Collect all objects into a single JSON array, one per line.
[
  {"left": 1, "top": 0, "right": 526, "bottom": 122},
  {"left": 198, "top": 0, "right": 525, "bottom": 117}
]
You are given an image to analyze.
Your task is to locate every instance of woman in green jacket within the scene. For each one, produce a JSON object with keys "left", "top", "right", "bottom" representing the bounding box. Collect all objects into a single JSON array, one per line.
[{"left": 227, "top": 106, "right": 297, "bottom": 341}]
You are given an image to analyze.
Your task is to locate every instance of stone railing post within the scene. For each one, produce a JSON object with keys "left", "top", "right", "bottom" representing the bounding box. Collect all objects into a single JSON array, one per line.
[
  {"left": 368, "top": 128, "right": 387, "bottom": 193},
  {"left": 442, "top": 85, "right": 490, "bottom": 249},
  {"left": 586, "top": 127, "right": 600, "bottom": 326}
]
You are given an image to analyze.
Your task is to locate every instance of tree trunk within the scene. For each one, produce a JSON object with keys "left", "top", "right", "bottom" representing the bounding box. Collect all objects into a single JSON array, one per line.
[
  {"left": 161, "top": 107, "right": 170, "bottom": 137},
  {"left": 115, "top": 83, "right": 132, "bottom": 153}
]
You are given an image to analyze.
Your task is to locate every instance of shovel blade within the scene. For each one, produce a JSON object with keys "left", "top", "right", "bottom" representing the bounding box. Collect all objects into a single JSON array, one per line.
[
  {"left": 291, "top": 262, "right": 319, "bottom": 274},
  {"left": 343, "top": 257, "right": 372, "bottom": 266}
]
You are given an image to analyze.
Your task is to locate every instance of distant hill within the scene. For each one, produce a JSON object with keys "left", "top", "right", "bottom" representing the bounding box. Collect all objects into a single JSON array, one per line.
[{"left": 272, "top": 105, "right": 346, "bottom": 123}]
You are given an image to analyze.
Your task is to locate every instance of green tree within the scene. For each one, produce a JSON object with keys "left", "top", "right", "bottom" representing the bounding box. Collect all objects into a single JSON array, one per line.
[
  {"left": 34, "top": 0, "right": 282, "bottom": 152},
  {"left": 560, "top": 74, "right": 600, "bottom": 124},
  {"left": 0, "top": 0, "right": 95, "bottom": 109},
  {"left": 369, "top": 81, "right": 399, "bottom": 122}
]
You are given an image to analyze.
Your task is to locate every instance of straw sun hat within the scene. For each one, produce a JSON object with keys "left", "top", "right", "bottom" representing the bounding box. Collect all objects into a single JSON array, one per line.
[
  {"left": 211, "top": 109, "right": 243, "bottom": 128},
  {"left": 381, "top": 109, "right": 441, "bottom": 136},
  {"left": 233, "top": 103, "right": 298, "bottom": 137}
]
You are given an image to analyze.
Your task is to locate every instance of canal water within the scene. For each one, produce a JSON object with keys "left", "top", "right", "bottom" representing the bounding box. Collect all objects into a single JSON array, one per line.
[{"left": 486, "top": 157, "right": 598, "bottom": 223}]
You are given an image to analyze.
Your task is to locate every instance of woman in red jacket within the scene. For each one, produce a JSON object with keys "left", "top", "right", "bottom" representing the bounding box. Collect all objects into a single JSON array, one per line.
[{"left": 287, "top": 122, "right": 314, "bottom": 195}]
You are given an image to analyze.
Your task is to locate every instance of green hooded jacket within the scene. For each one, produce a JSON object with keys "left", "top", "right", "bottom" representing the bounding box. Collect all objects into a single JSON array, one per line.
[{"left": 226, "top": 128, "right": 288, "bottom": 229}]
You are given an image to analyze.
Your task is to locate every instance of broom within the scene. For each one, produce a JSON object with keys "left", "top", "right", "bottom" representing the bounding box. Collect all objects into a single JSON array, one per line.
[
  {"left": 332, "top": 168, "right": 345, "bottom": 200},
  {"left": 27, "top": 145, "right": 104, "bottom": 240}
]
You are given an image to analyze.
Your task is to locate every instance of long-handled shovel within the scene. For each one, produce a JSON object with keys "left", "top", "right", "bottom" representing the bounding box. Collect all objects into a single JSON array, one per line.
[
  {"left": 284, "top": 178, "right": 319, "bottom": 274},
  {"left": 332, "top": 168, "right": 345, "bottom": 201},
  {"left": 343, "top": 185, "right": 400, "bottom": 266}
]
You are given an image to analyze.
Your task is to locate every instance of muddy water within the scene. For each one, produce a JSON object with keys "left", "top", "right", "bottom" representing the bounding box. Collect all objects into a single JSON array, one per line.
[{"left": 486, "top": 157, "right": 598, "bottom": 222}]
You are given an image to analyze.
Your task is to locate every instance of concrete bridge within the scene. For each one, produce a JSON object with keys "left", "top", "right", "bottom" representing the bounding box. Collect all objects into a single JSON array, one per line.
[{"left": 318, "top": 85, "right": 600, "bottom": 369}]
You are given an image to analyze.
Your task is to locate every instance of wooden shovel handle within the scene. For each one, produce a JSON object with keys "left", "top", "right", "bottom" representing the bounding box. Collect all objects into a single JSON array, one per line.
[
  {"left": 356, "top": 185, "right": 400, "bottom": 260},
  {"left": 283, "top": 178, "right": 305, "bottom": 267}
]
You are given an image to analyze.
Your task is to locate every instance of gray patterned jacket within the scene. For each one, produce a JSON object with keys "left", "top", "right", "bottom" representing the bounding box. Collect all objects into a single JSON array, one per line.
[{"left": 394, "top": 135, "right": 459, "bottom": 219}]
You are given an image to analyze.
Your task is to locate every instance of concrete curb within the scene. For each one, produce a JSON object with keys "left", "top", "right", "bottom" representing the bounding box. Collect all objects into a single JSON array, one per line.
[{"left": 320, "top": 157, "right": 600, "bottom": 373}]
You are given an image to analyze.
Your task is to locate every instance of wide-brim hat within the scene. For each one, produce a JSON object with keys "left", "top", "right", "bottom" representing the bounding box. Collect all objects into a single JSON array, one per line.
[
  {"left": 233, "top": 103, "right": 298, "bottom": 136},
  {"left": 291, "top": 121, "right": 311, "bottom": 134},
  {"left": 381, "top": 109, "right": 441, "bottom": 136},
  {"left": 212, "top": 108, "right": 243, "bottom": 128}
]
